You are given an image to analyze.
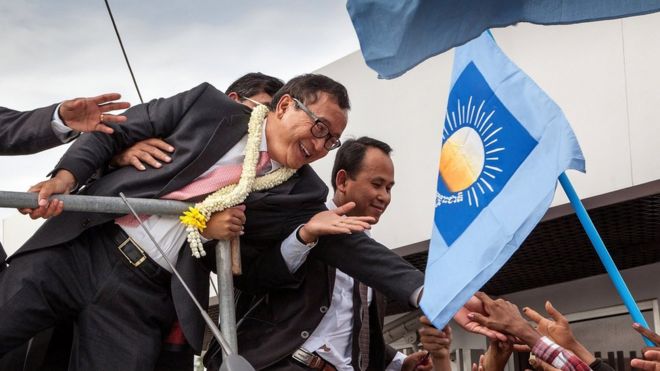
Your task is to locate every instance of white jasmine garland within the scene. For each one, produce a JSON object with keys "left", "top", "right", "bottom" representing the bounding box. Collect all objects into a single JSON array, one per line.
[{"left": 180, "top": 104, "right": 296, "bottom": 258}]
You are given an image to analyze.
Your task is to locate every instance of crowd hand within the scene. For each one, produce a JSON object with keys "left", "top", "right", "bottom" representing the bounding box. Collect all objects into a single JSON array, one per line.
[
  {"left": 297, "top": 201, "right": 376, "bottom": 244},
  {"left": 110, "top": 138, "right": 174, "bottom": 170},
  {"left": 633, "top": 323, "right": 660, "bottom": 347},
  {"left": 523, "top": 301, "right": 594, "bottom": 364},
  {"left": 631, "top": 349, "right": 660, "bottom": 371},
  {"left": 402, "top": 350, "right": 433, "bottom": 371},
  {"left": 19, "top": 170, "right": 76, "bottom": 219},
  {"left": 454, "top": 295, "right": 509, "bottom": 342},
  {"left": 467, "top": 292, "right": 541, "bottom": 347},
  {"left": 418, "top": 316, "right": 452, "bottom": 360},
  {"left": 59, "top": 93, "right": 130, "bottom": 134},
  {"left": 201, "top": 205, "right": 246, "bottom": 240},
  {"left": 527, "top": 357, "right": 561, "bottom": 371}
]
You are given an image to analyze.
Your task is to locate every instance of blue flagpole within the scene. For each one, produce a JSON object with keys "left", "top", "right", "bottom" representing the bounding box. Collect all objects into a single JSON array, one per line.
[{"left": 559, "top": 172, "right": 654, "bottom": 346}]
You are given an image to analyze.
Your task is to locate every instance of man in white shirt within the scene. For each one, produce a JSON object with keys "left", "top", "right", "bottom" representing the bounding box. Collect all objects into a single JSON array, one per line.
[{"left": 218, "top": 137, "right": 433, "bottom": 370}]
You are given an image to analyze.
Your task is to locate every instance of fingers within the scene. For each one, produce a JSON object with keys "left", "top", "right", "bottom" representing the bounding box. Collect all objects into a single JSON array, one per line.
[
  {"left": 92, "top": 93, "right": 122, "bottom": 103},
  {"left": 544, "top": 301, "right": 568, "bottom": 325},
  {"left": 99, "top": 101, "right": 131, "bottom": 112},
  {"left": 631, "top": 358, "right": 659, "bottom": 371},
  {"left": 634, "top": 323, "right": 660, "bottom": 346},
  {"left": 644, "top": 349, "right": 660, "bottom": 361},
  {"left": 474, "top": 291, "right": 495, "bottom": 306},
  {"left": 332, "top": 201, "right": 356, "bottom": 215},
  {"left": 94, "top": 123, "right": 116, "bottom": 135},
  {"left": 522, "top": 306, "right": 544, "bottom": 324},
  {"left": 130, "top": 156, "right": 147, "bottom": 171},
  {"left": 99, "top": 114, "right": 127, "bottom": 124},
  {"left": 144, "top": 138, "right": 175, "bottom": 153},
  {"left": 420, "top": 316, "right": 433, "bottom": 326}
]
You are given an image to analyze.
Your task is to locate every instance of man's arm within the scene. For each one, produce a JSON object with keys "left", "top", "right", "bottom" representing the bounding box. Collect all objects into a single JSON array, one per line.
[{"left": 0, "top": 105, "right": 65, "bottom": 155}]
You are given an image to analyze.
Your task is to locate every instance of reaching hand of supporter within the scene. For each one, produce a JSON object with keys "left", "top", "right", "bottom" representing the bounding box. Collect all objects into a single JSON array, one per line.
[
  {"left": 19, "top": 169, "right": 77, "bottom": 219},
  {"left": 110, "top": 138, "right": 174, "bottom": 170},
  {"left": 402, "top": 350, "right": 433, "bottom": 371},
  {"left": 298, "top": 202, "right": 375, "bottom": 244},
  {"left": 633, "top": 323, "right": 660, "bottom": 347},
  {"left": 454, "top": 295, "right": 509, "bottom": 342},
  {"left": 523, "top": 301, "right": 595, "bottom": 364},
  {"left": 59, "top": 93, "right": 130, "bottom": 134},
  {"left": 467, "top": 292, "right": 541, "bottom": 347},
  {"left": 201, "top": 205, "right": 246, "bottom": 240},
  {"left": 480, "top": 339, "right": 514, "bottom": 371},
  {"left": 419, "top": 316, "right": 452, "bottom": 359},
  {"left": 631, "top": 349, "right": 660, "bottom": 371}
]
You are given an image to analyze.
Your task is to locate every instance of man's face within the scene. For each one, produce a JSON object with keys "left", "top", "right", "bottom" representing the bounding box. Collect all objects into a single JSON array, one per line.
[
  {"left": 268, "top": 93, "right": 348, "bottom": 169},
  {"left": 338, "top": 147, "right": 395, "bottom": 223}
]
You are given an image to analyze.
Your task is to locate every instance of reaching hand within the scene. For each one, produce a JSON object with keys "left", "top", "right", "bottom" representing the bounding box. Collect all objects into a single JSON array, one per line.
[
  {"left": 467, "top": 292, "right": 541, "bottom": 347},
  {"left": 631, "top": 350, "right": 660, "bottom": 371},
  {"left": 298, "top": 202, "right": 376, "bottom": 244},
  {"left": 202, "top": 205, "right": 246, "bottom": 240},
  {"left": 523, "top": 301, "right": 594, "bottom": 364},
  {"left": 111, "top": 138, "right": 175, "bottom": 170},
  {"left": 453, "top": 295, "right": 509, "bottom": 342},
  {"left": 481, "top": 339, "right": 513, "bottom": 371},
  {"left": 59, "top": 93, "right": 130, "bottom": 134},
  {"left": 418, "top": 316, "right": 452, "bottom": 362},
  {"left": 402, "top": 350, "right": 433, "bottom": 371},
  {"left": 18, "top": 170, "right": 76, "bottom": 219}
]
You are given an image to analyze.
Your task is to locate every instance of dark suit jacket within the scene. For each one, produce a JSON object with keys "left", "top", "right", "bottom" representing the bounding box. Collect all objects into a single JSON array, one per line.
[
  {"left": 14, "top": 82, "right": 424, "bottom": 354},
  {"left": 225, "top": 257, "right": 398, "bottom": 370},
  {"left": 0, "top": 104, "right": 76, "bottom": 155}
]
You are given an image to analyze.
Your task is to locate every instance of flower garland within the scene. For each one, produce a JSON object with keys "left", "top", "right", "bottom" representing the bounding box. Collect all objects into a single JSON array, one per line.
[{"left": 180, "top": 104, "right": 296, "bottom": 257}]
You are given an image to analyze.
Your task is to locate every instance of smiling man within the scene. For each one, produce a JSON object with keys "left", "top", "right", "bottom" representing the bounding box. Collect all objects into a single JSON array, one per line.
[
  {"left": 1, "top": 74, "right": 425, "bottom": 370},
  {"left": 216, "top": 137, "right": 432, "bottom": 370}
]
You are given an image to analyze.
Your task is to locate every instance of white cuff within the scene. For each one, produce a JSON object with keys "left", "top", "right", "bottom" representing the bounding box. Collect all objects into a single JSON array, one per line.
[
  {"left": 51, "top": 103, "right": 78, "bottom": 143},
  {"left": 410, "top": 285, "right": 424, "bottom": 307},
  {"left": 280, "top": 225, "right": 315, "bottom": 273},
  {"left": 385, "top": 352, "right": 407, "bottom": 371}
]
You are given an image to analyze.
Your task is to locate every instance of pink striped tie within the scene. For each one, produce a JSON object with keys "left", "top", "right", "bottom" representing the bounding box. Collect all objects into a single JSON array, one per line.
[{"left": 116, "top": 151, "right": 271, "bottom": 226}]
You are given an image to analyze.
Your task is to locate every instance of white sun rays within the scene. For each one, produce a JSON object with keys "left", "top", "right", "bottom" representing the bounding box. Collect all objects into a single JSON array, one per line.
[{"left": 441, "top": 97, "right": 505, "bottom": 208}]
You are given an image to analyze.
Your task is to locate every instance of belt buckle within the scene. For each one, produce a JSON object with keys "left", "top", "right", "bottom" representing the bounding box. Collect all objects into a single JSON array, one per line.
[
  {"left": 292, "top": 348, "right": 314, "bottom": 366},
  {"left": 117, "top": 236, "right": 147, "bottom": 267}
]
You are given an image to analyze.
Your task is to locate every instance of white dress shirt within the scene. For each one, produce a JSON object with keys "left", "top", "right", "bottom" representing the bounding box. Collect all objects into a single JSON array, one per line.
[
  {"left": 118, "top": 119, "right": 280, "bottom": 271},
  {"left": 51, "top": 103, "right": 79, "bottom": 143},
  {"left": 279, "top": 200, "right": 406, "bottom": 371}
]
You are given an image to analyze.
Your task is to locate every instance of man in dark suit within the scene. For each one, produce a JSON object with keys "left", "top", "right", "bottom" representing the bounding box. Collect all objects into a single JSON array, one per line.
[
  {"left": 208, "top": 137, "right": 432, "bottom": 370},
  {"left": 0, "top": 93, "right": 130, "bottom": 156},
  {"left": 0, "top": 74, "right": 424, "bottom": 370}
]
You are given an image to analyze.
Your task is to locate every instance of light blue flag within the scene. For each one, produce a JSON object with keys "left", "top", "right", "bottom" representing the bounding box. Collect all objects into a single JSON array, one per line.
[
  {"left": 347, "top": 0, "right": 660, "bottom": 79},
  {"left": 420, "top": 32, "right": 585, "bottom": 329}
]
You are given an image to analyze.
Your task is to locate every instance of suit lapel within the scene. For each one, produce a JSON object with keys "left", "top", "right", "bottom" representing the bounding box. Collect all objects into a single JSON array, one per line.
[{"left": 159, "top": 112, "right": 249, "bottom": 196}]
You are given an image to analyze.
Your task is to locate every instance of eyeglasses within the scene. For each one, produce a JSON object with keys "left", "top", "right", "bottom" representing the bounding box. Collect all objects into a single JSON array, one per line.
[{"left": 292, "top": 97, "right": 341, "bottom": 151}]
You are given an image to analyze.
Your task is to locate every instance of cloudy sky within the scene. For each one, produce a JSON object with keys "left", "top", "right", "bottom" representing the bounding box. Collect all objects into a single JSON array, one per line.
[{"left": 0, "top": 1, "right": 361, "bottom": 219}]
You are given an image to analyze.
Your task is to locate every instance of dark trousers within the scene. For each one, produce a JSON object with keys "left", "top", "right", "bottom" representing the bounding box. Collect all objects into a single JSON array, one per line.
[{"left": 0, "top": 223, "right": 176, "bottom": 371}]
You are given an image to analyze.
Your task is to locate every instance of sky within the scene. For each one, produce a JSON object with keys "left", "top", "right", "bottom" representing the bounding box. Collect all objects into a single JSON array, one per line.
[{"left": 0, "top": 1, "right": 361, "bottom": 220}]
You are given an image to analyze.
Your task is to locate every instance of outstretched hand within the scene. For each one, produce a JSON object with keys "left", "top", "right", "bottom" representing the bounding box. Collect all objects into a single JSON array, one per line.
[
  {"left": 453, "top": 295, "right": 509, "bottom": 342},
  {"left": 59, "top": 93, "right": 130, "bottom": 134},
  {"left": 19, "top": 170, "right": 77, "bottom": 219},
  {"left": 298, "top": 202, "right": 376, "bottom": 244},
  {"left": 631, "top": 349, "right": 660, "bottom": 371}
]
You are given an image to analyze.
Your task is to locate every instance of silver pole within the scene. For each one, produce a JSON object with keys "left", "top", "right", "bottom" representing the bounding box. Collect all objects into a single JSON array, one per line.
[
  {"left": 0, "top": 191, "right": 190, "bottom": 215},
  {"left": 216, "top": 240, "right": 238, "bottom": 355}
]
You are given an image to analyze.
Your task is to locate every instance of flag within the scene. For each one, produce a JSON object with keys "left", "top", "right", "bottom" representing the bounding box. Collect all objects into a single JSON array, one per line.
[
  {"left": 420, "top": 32, "right": 585, "bottom": 328},
  {"left": 347, "top": 0, "right": 660, "bottom": 79}
]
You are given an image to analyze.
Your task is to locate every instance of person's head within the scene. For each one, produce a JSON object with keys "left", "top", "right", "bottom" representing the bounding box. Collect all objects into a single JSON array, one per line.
[
  {"left": 331, "top": 137, "right": 394, "bottom": 223},
  {"left": 266, "top": 74, "right": 350, "bottom": 169},
  {"left": 226, "top": 72, "right": 284, "bottom": 108}
]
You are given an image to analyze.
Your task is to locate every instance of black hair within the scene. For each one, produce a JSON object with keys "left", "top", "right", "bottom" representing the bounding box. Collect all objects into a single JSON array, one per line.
[
  {"left": 270, "top": 74, "right": 350, "bottom": 111},
  {"left": 331, "top": 136, "right": 392, "bottom": 191},
  {"left": 225, "top": 72, "right": 284, "bottom": 105}
]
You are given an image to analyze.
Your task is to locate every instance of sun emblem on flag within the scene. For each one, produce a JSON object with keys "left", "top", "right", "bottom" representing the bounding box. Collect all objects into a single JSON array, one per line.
[
  {"left": 440, "top": 97, "right": 504, "bottom": 208},
  {"left": 434, "top": 62, "right": 538, "bottom": 246}
]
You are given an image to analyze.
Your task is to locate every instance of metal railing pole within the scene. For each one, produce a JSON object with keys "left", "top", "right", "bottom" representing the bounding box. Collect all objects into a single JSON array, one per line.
[{"left": 216, "top": 240, "right": 238, "bottom": 355}]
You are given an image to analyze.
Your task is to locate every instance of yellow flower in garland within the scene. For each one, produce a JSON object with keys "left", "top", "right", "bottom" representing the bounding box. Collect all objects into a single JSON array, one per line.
[{"left": 180, "top": 207, "right": 207, "bottom": 232}]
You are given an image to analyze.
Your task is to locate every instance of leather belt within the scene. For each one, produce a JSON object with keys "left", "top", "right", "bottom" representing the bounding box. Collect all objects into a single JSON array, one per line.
[
  {"left": 292, "top": 348, "right": 337, "bottom": 371},
  {"left": 109, "top": 225, "right": 171, "bottom": 286}
]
